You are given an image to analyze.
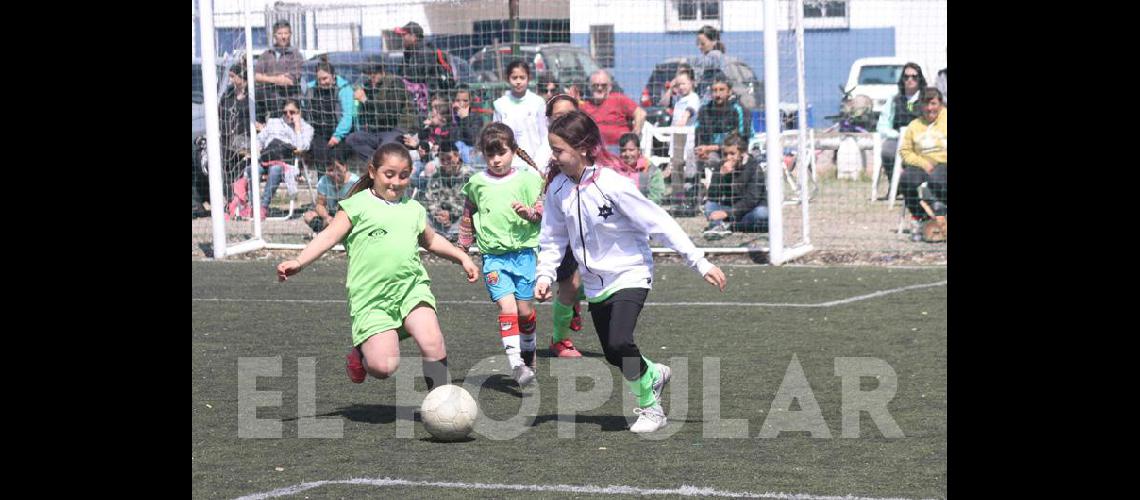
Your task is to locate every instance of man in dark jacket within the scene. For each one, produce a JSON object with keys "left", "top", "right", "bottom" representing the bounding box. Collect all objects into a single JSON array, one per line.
[
  {"left": 396, "top": 21, "right": 454, "bottom": 96},
  {"left": 695, "top": 76, "right": 751, "bottom": 166},
  {"left": 702, "top": 133, "right": 768, "bottom": 239}
]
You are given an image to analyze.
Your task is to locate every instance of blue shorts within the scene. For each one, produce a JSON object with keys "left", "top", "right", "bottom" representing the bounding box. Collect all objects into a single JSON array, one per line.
[{"left": 481, "top": 248, "right": 536, "bottom": 302}]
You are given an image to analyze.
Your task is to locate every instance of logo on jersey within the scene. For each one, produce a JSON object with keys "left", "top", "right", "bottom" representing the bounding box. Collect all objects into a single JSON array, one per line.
[
  {"left": 367, "top": 228, "right": 389, "bottom": 238},
  {"left": 597, "top": 203, "right": 614, "bottom": 220},
  {"left": 485, "top": 271, "right": 499, "bottom": 286}
]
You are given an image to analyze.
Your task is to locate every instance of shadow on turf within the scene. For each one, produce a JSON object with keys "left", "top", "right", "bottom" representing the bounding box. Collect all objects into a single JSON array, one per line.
[{"left": 314, "top": 404, "right": 420, "bottom": 424}]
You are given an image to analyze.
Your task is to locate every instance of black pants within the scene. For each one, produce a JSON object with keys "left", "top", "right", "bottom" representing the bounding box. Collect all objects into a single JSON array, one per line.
[
  {"left": 259, "top": 139, "right": 296, "bottom": 163},
  {"left": 555, "top": 246, "right": 578, "bottom": 282},
  {"left": 900, "top": 164, "right": 948, "bottom": 218},
  {"left": 346, "top": 129, "right": 408, "bottom": 163},
  {"left": 588, "top": 288, "right": 650, "bottom": 381}
]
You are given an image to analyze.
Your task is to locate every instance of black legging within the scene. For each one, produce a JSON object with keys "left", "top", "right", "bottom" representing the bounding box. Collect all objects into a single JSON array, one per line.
[
  {"left": 899, "top": 164, "right": 948, "bottom": 218},
  {"left": 259, "top": 139, "right": 297, "bottom": 163},
  {"left": 587, "top": 288, "right": 650, "bottom": 381}
]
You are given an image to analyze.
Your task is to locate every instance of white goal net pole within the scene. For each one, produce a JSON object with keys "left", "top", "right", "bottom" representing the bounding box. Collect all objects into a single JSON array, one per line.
[
  {"left": 200, "top": 0, "right": 229, "bottom": 259},
  {"left": 763, "top": 0, "right": 785, "bottom": 265}
]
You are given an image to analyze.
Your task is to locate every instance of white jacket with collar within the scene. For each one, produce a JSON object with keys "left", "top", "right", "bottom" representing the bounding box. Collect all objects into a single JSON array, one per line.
[{"left": 536, "top": 165, "right": 714, "bottom": 300}]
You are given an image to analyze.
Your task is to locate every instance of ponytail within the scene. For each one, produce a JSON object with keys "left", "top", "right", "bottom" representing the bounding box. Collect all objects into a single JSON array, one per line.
[{"left": 514, "top": 147, "right": 541, "bottom": 174}]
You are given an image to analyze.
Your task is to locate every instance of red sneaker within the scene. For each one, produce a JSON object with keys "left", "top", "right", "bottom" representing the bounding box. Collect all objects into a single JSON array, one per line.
[
  {"left": 346, "top": 347, "right": 366, "bottom": 383},
  {"left": 550, "top": 339, "right": 582, "bottom": 358},
  {"left": 570, "top": 302, "right": 583, "bottom": 332}
]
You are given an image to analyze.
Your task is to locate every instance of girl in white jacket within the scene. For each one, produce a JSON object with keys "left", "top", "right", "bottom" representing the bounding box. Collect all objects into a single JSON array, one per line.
[{"left": 534, "top": 110, "right": 727, "bottom": 433}]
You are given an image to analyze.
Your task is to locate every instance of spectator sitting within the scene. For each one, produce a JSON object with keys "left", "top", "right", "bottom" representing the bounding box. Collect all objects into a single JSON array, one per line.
[
  {"left": 618, "top": 133, "right": 665, "bottom": 204},
  {"left": 254, "top": 20, "right": 304, "bottom": 123},
  {"left": 446, "top": 85, "right": 486, "bottom": 164},
  {"left": 244, "top": 99, "right": 314, "bottom": 217},
  {"left": 579, "top": 69, "right": 646, "bottom": 153},
  {"left": 695, "top": 74, "right": 751, "bottom": 167},
  {"left": 702, "top": 132, "right": 768, "bottom": 240},
  {"left": 415, "top": 141, "right": 472, "bottom": 242},
  {"left": 302, "top": 146, "right": 359, "bottom": 234},
  {"left": 537, "top": 73, "right": 559, "bottom": 102},
  {"left": 876, "top": 62, "right": 927, "bottom": 186},
  {"left": 419, "top": 93, "right": 453, "bottom": 151},
  {"left": 898, "top": 87, "right": 947, "bottom": 239},
  {"left": 657, "top": 62, "right": 695, "bottom": 108},
  {"left": 345, "top": 62, "right": 417, "bottom": 163},
  {"left": 303, "top": 55, "right": 356, "bottom": 168},
  {"left": 936, "top": 67, "right": 947, "bottom": 105}
]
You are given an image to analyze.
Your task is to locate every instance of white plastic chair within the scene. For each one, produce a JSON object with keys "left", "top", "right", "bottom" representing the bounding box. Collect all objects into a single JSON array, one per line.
[{"left": 266, "top": 157, "right": 317, "bottom": 221}]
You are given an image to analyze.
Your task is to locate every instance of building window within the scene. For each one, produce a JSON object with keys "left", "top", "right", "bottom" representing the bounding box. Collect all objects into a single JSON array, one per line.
[
  {"left": 590, "top": 25, "right": 614, "bottom": 68},
  {"left": 667, "top": 0, "right": 721, "bottom": 32},
  {"left": 803, "top": 0, "right": 849, "bottom": 30}
]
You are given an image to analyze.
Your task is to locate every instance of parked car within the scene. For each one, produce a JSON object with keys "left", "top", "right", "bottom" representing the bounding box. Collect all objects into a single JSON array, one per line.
[
  {"left": 468, "top": 43, "right": 623, "bottom": 94},
  {"left": 843, "top": 57, "right": 932, "bottom": 114}
]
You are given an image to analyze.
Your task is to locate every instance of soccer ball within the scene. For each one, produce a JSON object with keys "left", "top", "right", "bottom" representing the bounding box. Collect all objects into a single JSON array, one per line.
[{"left": 419, "top": 384, "right": 478, "bottom": 441}]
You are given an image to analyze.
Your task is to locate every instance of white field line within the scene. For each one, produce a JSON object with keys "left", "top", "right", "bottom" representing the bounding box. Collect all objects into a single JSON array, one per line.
[
  {"left": 194, "top": 281, "right": 946, "bottom": 308},
  {"left": 232, "top": 477, "right": 938, "bottom": 500}
]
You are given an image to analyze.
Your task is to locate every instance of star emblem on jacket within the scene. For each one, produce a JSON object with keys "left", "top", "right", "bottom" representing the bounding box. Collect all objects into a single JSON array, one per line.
[{"left": 598, "top": 203, "right": 614, "bottom": 220}]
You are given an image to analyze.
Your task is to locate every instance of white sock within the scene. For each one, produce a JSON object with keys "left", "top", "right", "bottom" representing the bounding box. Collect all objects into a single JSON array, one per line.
[{"left": 502, "top": 335, "right": 522, "bottom": 368}]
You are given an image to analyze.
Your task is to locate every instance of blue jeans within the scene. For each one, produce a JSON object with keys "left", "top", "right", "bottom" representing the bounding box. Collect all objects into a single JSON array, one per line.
[
  {"left": 244, "top": 163, "right": 284, "bottom": 209},
  {"left": 704, "top": 201, "right": 769, "bottom": 231}
]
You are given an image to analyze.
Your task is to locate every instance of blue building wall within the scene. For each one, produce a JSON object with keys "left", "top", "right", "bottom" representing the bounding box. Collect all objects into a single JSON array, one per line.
[{"left": 576, "top": 28, "right": 894, "bottom": 128}]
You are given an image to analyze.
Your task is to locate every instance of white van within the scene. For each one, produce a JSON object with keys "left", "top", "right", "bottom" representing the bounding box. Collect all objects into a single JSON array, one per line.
[{"left": 844, "top": 57, "right": 930, "bottom": 114}]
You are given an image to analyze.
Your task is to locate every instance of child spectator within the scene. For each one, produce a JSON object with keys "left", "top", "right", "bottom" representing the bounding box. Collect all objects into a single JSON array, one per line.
[{"left": 702, "top": 132, "right": 768, "bottom": 239}]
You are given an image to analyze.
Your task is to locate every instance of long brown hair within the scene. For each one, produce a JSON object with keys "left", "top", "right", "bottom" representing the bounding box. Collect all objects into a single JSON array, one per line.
[
  {"left": 545, "top": 110, "right": 631, "bottom": 190},
  {"left": 347, "top": 143, "right": 413, "bottom": 197},
  {"left": 477, "top": 122, "right": 540, "bottom": 174}
]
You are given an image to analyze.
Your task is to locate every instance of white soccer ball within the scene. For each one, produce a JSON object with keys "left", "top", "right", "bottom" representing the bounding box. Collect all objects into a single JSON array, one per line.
[{"left": 419, "top": 384, "right": 478, "bottom": 441}]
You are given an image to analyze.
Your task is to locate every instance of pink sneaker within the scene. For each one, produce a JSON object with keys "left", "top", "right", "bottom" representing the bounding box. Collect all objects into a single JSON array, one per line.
[
  {"left": 550, "top": 339, "right": 582, "bottom": 358},
  {"left": 346, "top": 348, "right": 366, "bottom": 383}
]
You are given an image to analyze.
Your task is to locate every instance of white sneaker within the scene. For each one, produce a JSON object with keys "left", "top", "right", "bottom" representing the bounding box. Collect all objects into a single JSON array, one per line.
[
  {"left": 630, "top": 404, "right": 667, "bottom": 433},
  {"left": 652, "top": 364, "right": 672, "bottom": 402},
  {"left": 512, "top": 365, "right": 536, "bottom": 387}
]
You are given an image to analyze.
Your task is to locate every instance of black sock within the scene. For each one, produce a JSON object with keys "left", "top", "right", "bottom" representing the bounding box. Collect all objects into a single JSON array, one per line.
[
  {"left": 422, "top": 357, "right": 450, "bottom": 390},
  {"left": 521, "top": 349, "right": 536, "bottom": 367}
]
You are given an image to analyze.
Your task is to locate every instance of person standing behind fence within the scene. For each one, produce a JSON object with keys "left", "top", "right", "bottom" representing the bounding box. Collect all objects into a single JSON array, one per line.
[
  {"left": 493, "top": 60, "right": 551, "bottom": 174},
  {"left": 457, "top": 123, "right": 546, "bottom": 387},
  {"left": 534, "top": 110, "right": 727, "bottom": 433},
  {"left": 254, "top": 20, "right": 304, "bottom": 123},
  {"left": 304, "top": 56, "right": 356, "bottom": 165},
  {"left": 694, "top": 25, "right": 726, "bottom": 79},
  {"left": 346, "top": 62, "right": 418, "bottom": 163},
  {"left": 277, "top": 143, "right": 480, "bottom": 388},
  {"left": 219, "top": 61, "right": 251, "bottom": 200},
  {"left": 397, "top": 21, "right": 455, "bottom": 97}
]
